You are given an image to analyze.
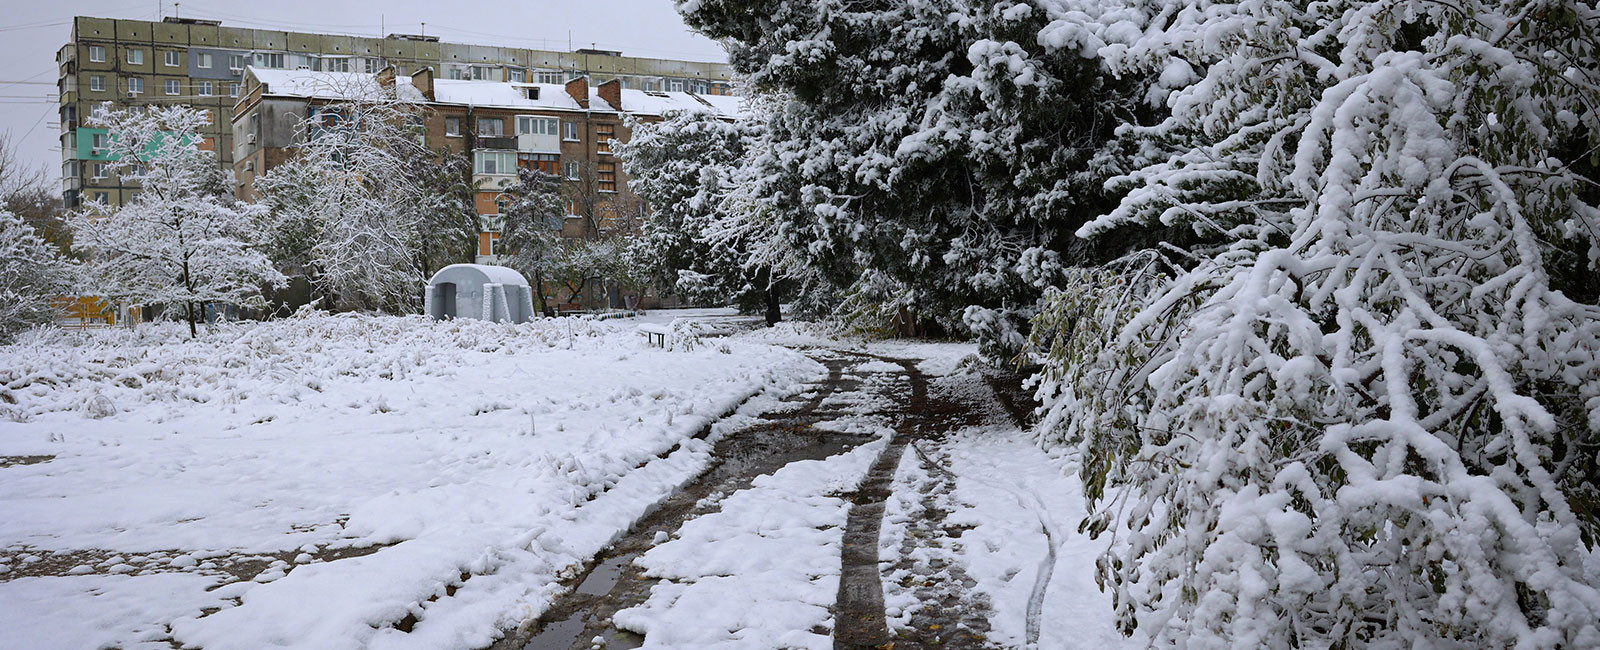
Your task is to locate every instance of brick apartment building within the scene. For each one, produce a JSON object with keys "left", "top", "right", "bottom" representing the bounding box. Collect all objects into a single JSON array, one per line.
[
  {"left": 56, "top": 15, "right": 734, "bottom": 209},
  {"left": 230, "top": 66, "right": 744, "bottom": 265}
]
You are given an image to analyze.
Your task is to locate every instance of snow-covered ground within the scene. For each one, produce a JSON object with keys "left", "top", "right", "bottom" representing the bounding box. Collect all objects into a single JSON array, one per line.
[
  {"left": 1, "top": 315, "right": 1137, "bottom": 649},
  {"left": 0, "top": 314, "right": 817, "bottom": 650}
]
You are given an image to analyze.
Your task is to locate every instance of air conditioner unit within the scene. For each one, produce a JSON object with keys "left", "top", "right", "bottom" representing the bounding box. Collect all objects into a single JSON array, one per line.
[{"left": 246, "top": 133, "right": 257, "bottom": 144}]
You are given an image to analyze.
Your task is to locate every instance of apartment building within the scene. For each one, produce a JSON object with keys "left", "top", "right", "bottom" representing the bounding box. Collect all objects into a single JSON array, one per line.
[
  {"left": 56, "top": 15, "right": 735, "bottom": 209},
  {"left": 230, "top": 66, "right": 744, "bottom": 264}
]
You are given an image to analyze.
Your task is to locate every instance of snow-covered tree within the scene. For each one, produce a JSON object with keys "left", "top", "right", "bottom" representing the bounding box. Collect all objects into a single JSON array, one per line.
[
  {"left": 617, "top": 110, "right": 787, "bottom": 322},
  {"left": 257, "top": 73, "right": 474, "bottom": 312},
  {"left": 69, "top": 105, "right": 282, "bottom": 337},
  {"left": 676, "top": 0, "right": 1153, "bottom": 342},
  {"left": 498, "top": 167, "right": 566, "bottom": 313},
  {"left": 1031, "top": 0, "right": 1600, "bottom": 646},
  {"left": 0, "top": 208, "right": 74, "bottom": 341}
]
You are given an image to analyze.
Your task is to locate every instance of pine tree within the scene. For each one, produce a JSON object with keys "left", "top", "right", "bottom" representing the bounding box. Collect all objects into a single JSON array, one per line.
[
  {"left": 677, "top": 0, "right": 1150, "bottom": 341},
  {"left": 69, "top": 104, "right": 283, "bottom": 338}
]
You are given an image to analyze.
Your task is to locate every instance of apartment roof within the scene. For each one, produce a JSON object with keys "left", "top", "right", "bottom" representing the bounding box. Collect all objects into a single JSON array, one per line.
[
  {"left": 249, "top": 68, "right": 745, "bottom": 119},
  {"left": 432, "top": 80, "right": 604, "bottom": 112},
  {"left": 247, "top": 68, "right": 426, "bottom": 102}
]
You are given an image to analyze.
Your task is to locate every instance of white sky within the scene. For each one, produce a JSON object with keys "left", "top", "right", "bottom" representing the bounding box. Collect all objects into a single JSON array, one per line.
[{"left": 0, "top": 1, "right": 728, "bottom": 180}]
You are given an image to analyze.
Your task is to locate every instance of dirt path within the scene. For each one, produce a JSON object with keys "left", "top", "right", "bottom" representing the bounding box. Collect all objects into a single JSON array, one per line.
[
  {"left": 490, "top": 349, "right": 886, "bottom": 650},
  {"left": 489, "top": 346, "right": 1012, "bottom": 650}
]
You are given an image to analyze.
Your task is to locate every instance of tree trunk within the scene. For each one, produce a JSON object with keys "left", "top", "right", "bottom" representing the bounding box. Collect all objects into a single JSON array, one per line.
[
  {"left": 186, "top": 301, "right": 198, "bottom": 338},
  {"left": 764, "top": 280, "right": 782, "bottom": 326}
]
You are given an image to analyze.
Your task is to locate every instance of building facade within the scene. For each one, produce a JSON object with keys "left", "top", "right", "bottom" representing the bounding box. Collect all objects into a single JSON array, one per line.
[
  {"left": 230, "top": 67, "right": 744, "bottom": 266},
  {"left": 56, "top": 15, "right": 735, "bottom": 209}
]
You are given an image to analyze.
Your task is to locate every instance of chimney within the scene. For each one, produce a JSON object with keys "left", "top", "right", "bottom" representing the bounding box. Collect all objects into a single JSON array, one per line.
[
  {"left": 597, "top": 78, "right": 621, "bottom": 111},
  {"left": 376, "top": 64, "right": 396, "bottom": 89},
  {"left": 564, "top": 76, "right": 589, "bottom": 109},
  {"left": 411, "top": 66, "right": 435, "bottom": 100}
]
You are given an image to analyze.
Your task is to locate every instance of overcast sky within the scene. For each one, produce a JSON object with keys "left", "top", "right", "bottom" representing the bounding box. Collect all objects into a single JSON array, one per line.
[{"left": 0, "top": 1, "right": 728, "bottom": 182}]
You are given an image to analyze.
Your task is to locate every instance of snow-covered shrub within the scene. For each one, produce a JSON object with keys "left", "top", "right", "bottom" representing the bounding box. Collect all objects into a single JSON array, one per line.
[{"left": 1032, "top": 0, "right": 1600, "bottom": 646}]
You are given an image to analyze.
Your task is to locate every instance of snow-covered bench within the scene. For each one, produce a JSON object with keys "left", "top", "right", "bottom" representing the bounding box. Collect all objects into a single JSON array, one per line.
[{"left": 639, "top": 323, "right": 671, "bottom": 348}]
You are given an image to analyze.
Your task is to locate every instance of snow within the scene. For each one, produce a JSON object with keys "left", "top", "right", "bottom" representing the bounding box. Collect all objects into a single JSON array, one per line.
[
  {"left": 249, "top": 68, "right": 388, "bottom": 100},
  {"left": 614, "top": 435, "right": 890, "bottom": 650},
  {"left": 432, "top": 263, "right": 530, "bottom": 287},
  {"left": 431, "top": 80, "right": 591, "bottom": 112},
  {"left": 0, "top": 314, "right": 818, "bottom": 649}
]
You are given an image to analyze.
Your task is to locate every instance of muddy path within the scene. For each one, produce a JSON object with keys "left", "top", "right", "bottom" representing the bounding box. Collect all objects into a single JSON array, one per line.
[
  {"left": 490, "top": 346, "right": 1014, "bottom": 650},
  {"left": 489, "top": 348, "right": 889, "bottom": 650}
]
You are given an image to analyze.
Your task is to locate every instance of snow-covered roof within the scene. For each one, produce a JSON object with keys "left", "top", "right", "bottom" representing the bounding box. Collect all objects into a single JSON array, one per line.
[
  {"left": 619, "top": 89, "right": 746, "bottom": 119},
  {"left": 249, "top": 68, "right": 744, "bottom": 119},
  {"left": 429, "top": 263, "right": 530, "bottom": 287},
  {"left": 249, "top": 68, "right": 384, "bottom": 100},
  {"left": 431, "top": 80, "right": 599, "bottom": 111}
]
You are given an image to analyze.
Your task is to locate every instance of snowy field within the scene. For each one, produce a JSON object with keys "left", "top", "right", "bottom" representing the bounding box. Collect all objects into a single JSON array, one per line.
[{"left": 0, "top": 313, "right": 817, "bottom": 649}]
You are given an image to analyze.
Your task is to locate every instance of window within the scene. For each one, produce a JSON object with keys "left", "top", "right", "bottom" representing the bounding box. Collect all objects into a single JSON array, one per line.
[
  {"left": 445, "top": 116, "right": 461, "bottom": 137},
  {"left": 197, "top": 52, "right": 213, "bottom": 68},
  {"left": 536, "top": 70, "right": 566, "bottom": 84},
  {"left": 127, "top": 49, "right": 144, "bottom": 65},
  {"left": 488, "top": 233, "right": 503, "bottom": 256},
  {"left": 88, "top": 75, "right": 105, "bottom": 92},
  {"left": 127, "top": 77, "right": 143, "bottom": 94},
  {"left": 563, "top": 121, "right": 578, "bottom": 141},
  {"left": 596, "top": 123, "right": 616, "bottom": 154},
  {"left": 92, "top": 162, "right": 109, "bottom": 179},
  {"left": 230, "top": 54, "right": 245, "bottom": 71},
  {"left": 477, "top": 117, "right": 504, "bottom": 137},
  {"left": 88, "top": 45, "right": 105, "bottom": 62},
  {"left": 165, "top": 79, "right": 181, "bottom": 95},
  {"left": 472, "top": 66, "right": 495, "bottom": 81},
  {"left": 509, "top": 68, "right": 525, "bottom": 83},
  {"left": 254, "top": 52, "right": 285, "bottom": 69},
  {"left": 326, "top": 58, "right": 350, "bottom": 73},
  {"left": 520, "top": 153, "right": 559, "bottom": 174},
  {"left": 289, "top": 54, "right": 314, "bottom": 70},
  {"left": 474, "top": 150, "right": 515, "bottom": 175},
  {"left": 668, "top": 79, "right": 684, "bottom": 92},
  {"left": 597, "top": 162, "right": 617, "bottom": 192},
  {"left": 197, "top": 81, "right": 213, "bottom": 96},
  {"left": 516, "top": 116, "right": 558, "bottom": 136},
  {"left": 564, "top": 161, "right": 579, "bottom": 179},
  {"left": 164, "top": 51, "right": 180, "bottom": 67},
  {"left": 447, "top": 67, "right": 465, "bottom": 80},
  {"left": 92, "top": 133, "right": 108, "bottom": 153},
  {"left": 93, "top": 192, "right": 109, "bottom": 204},
  {"left": 229, "top": 83, "right": 241, "bottom": 97}
]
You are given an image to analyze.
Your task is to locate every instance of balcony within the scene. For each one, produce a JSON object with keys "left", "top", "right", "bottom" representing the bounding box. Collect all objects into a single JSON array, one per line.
[
  {"left": 516, "top": 132, "right": 560, "bottom": 154},
  {"left": 477, "top": 136, "right": 516, "bottom": 150}
]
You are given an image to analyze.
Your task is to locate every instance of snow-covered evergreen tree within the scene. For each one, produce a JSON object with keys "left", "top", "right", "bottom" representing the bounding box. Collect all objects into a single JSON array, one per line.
[
  {"left": 69, "top": 105, "right": 282, "bottom": 337},
  {"left": 617, "top": 110, "right": 786, "bottom": 321},
  {"left": 1031, "top": 0, "right": 1600, "bottom": 646},
  {"left": 0, "top": 208, "right": 74, "bottom": 342},
  {"left": 677, "top": 0, "right": 1152, "bottom": 342},
  {"left": 256, "top": 73, "right": 473, "bottom": 312}
]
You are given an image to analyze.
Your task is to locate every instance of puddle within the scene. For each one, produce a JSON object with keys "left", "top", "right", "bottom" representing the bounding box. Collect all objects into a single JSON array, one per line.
[
  {"left": 574, "top": 554, "right": 636, "bottom": 596},
  {"left": 520, "top": 613, "right": 586, "bottom": 650}
]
